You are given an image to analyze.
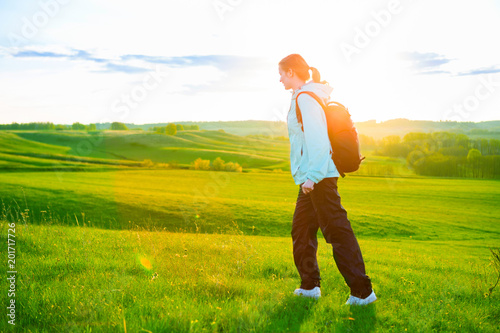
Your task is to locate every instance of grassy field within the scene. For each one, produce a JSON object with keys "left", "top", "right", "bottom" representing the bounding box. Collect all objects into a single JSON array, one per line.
[
  {"left": 0, "top": 222, "right": 498, "bottom": 332},
  {"left": 1, "top": 170, "right": 499, "bottom": 240},
  {"left": 0, "top": 169, "right": 499, "bottom": 332},
  {"left": 2, "top": 130, "right": 291, "bottom": 172},
  {"left": 0, "top": 129, "right": 499, "bottom": 331}
]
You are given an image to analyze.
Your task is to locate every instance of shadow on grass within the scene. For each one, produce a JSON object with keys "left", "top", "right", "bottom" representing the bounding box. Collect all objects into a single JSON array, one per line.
[
  {"left": 260, "top": 294, "right": 318, "bottom": 332},
  {"left": 336, "top": 303, "right": 377, "bottom": 332}
]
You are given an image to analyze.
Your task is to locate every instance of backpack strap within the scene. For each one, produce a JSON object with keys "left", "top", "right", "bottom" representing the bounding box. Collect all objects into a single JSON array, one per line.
[
  {"left": 295, "top": 91, "right": 325, "bottom": 132},
  {"left": 295, "top": 91, "right": 347, "bottom": 130}
]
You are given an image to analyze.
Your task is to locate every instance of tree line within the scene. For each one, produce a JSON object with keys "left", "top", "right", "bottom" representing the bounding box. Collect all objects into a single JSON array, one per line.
[
  {"left": 0, "top": 121, "right": 200, "bottom": 132},
  {"left": 148, "top": 124, "right": 199, "bottom": 135},
  {"left": 0, "top": 121, "right": 104, "bottom": 131},
  {"left": 365, "top": 132, "right": 500, "bottom": 178},
  {"left": 191, "top": 157, "right": 242, "bottom": 172},
  {"left": 138, "top": 156, "right": 242, "bottom": 172}
]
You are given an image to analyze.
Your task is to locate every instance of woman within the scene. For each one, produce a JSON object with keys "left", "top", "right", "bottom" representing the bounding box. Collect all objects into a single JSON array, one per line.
[{"left": 279, "top": 54, "right": 376, "bottom": 305}]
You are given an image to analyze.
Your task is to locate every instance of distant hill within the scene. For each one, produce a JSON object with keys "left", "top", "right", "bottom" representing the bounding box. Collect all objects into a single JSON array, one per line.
[
  {"left": 0, "top": 130, "right": 290, "bottom": 172},
  {"left": 92, "top": 119, "right": 500, "bottom": 140}
]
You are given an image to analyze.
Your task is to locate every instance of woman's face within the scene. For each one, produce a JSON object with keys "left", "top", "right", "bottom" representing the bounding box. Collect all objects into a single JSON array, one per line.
[{"left": 279, "top": 66, "right": 293, "bottom": 90}]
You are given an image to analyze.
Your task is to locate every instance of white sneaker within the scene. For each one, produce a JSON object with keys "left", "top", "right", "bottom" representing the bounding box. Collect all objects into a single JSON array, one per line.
[
  {"left": 293, "top": 287, "right": 321, "bottom": 299},
  {"left": 345, "top": 291, "right": 377, "bottom": 305}
]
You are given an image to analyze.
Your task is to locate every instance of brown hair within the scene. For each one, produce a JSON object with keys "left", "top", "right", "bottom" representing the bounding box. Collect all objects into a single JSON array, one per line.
[{"left": 279, "top": 54, "right": 324, "bottom": 83}]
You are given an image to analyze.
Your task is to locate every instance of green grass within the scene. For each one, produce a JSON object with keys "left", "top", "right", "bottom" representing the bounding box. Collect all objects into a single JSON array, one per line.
[
  {"left": 0, "top": 129, "right": 499, "bottom": 331},
  {"left": 7, "top": 130, "right": 290, "bottom": 171},
  {"left": 0, "top": 222, "right": 498, "bottom": 332},
  {"left": 0, "top": 131, "right": 152, "bottom": 171},
  {"left": 0, "top": 131, "right": 70, "bottom": 155},
  {"left": 1, "top": 170, "right": 498, "bottom": 241}
]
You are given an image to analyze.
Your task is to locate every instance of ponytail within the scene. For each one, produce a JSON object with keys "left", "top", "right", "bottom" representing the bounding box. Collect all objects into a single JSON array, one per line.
[{"left": 309, "top": 67, "right": 321, "bottom": 83}]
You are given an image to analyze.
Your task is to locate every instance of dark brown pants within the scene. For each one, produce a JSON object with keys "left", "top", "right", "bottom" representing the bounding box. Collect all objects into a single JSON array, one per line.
[{"left": 291, "top": 177, "right": 372, "bottom": 298}]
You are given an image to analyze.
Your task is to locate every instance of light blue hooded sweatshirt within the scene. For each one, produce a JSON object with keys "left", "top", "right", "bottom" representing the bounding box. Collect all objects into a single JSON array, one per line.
[{"left": 287, "top": 81, "right": 340, "bottom": 185}]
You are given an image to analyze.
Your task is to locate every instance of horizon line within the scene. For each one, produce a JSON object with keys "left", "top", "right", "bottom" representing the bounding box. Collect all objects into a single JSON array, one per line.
[{"left": 1, "top": 118, "right": 500, "bottom": 126}]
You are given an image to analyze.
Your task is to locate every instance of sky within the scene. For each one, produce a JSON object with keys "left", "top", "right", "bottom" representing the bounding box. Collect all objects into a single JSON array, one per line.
[{"left": 0, "top": 0, "right": 499, "bottom": 125}]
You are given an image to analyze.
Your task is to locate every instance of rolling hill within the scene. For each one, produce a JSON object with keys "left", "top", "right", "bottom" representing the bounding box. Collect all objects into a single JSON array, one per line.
[{"left": 0, "top": 130, "right": 291, "bottom": 172}]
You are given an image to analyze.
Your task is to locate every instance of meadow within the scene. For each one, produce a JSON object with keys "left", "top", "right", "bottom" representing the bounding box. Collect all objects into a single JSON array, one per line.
[
  {"left": 0, "top": 222, "right": 498, "bottom": 332},
  {"left": 0, "top": 129, "right": 499, "bottom": 332},
  {"left": 1, "top": 170, "right": 499, "bottom": 332},
  {"left": 0, "top": 169, "right": 498, "bottom": 240},
  {"left": 1, "top": 130, "right": 290, "bottom": 172}
]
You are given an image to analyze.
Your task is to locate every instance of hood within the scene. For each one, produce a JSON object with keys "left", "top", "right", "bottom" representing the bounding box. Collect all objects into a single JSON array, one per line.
[{"left": 295, "top": 81, "right": 333, "bottom": 104}]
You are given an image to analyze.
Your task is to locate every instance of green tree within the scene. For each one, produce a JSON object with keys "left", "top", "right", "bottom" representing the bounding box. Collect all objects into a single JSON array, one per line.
[
  {"left": 176, "top": 124, "right": 184, "bottom": 131},
  {"left": 87, "top": 123, "right": 97, "bottom": 131},
  {"left": 72, "top": 122, "right": 87, "bottom": 130},
  {"left": 467, "top": 148, "right": 482, "bottom": 178},
  {"left": 438, "top": 146, "right": 468, "bottom": 157},
  {"left": 377, "top": 135, "right": 409, "bottom": 157},
  {"left": 141, "top": 159, "right": 154, "bottom": 167},
  {"left": 155, "top": 126, "right": 166, "bottom": 134},
  {"left": 403, "top": 132, "right": 429, "bottom": 145},
  {"left": 111, "top": 122, "right": 128, "bottom": 130},
  {"left": 225, "top": 162, "right": 243, "bottom": 172},
  {"left": 166, "top": 123, "right": 177, "bottom": 135},
  {"left": 192, "top": 158, "right": 211, "bottom": 170},
  {"left": 212, "top": 157, "right": 225, "bottom": 171}
]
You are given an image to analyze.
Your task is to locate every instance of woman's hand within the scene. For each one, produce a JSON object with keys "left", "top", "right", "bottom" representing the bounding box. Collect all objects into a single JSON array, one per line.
[{"left": 301, "top": 179, "right": 315, "bottom": 195}]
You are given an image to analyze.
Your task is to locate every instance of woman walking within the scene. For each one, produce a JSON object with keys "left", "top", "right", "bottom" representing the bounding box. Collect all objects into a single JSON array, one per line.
[{"left": 279, "top": 54, "right": 376, "bottom": 305}]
